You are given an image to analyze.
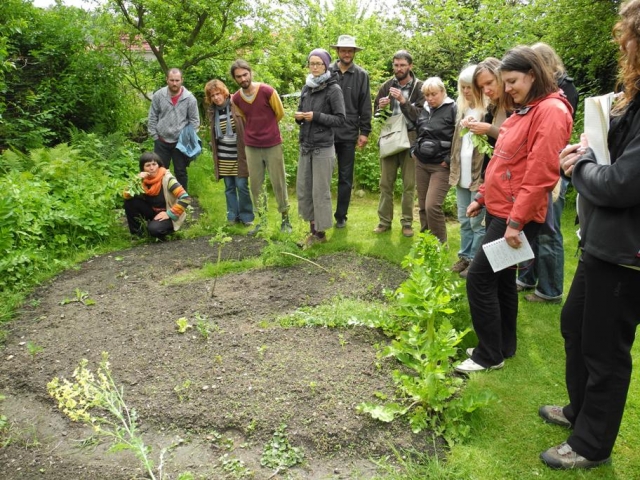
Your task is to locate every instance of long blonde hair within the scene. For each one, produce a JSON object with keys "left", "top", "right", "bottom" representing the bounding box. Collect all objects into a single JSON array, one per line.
[
  {"left": 457, "top": 64, "right": 486, "bottom": 120},
  {"left": 472, "top": 57, "right": 513, "bottom": 114}
]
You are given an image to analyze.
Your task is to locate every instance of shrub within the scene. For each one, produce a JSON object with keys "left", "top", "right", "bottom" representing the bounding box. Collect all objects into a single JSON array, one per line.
[{"left": 358, "top": 232, "right": 495, "bottom": 444}]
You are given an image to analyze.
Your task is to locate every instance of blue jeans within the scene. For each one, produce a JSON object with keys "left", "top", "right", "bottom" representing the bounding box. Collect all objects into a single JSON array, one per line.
[
  {"left": 223, "top": 176, "right": 254, "bottom": 224},
  {"left": 456, "top": 186, "right": 486, "bottom": 261},
  {"left": 517, "top": 178, "right": 568, "bottom": 300}
]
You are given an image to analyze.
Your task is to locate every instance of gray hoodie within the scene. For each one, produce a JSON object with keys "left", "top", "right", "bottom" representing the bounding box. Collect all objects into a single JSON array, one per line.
[{"left": 148, "top": 86, "right": 200, "bottom": 143}]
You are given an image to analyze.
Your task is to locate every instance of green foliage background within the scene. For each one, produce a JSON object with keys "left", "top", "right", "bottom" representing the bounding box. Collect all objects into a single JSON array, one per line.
[{"left": 1, "top": 0, "right": 621, "bottom": 152}]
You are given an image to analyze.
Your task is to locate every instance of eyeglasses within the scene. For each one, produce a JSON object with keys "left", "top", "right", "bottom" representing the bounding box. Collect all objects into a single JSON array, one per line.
[{"left": 308, "top": 62, "right": 325, "bottom": 68}]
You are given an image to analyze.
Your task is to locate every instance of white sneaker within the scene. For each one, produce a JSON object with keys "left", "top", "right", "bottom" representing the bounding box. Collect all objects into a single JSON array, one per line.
[
  {"left": 466, "top": 347, "right": 474, "bottom": 357},
  {"left": 455, "top": 358, "right": 504, "bottom": 374}
]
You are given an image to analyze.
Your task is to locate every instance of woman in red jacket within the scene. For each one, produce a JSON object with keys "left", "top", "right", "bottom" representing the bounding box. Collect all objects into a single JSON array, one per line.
[{"left": 456, "top": 46, "right": 574, "bottom": 373}]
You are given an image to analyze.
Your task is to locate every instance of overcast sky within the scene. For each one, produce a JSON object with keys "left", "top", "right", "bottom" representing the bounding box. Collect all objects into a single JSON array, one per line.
[{"left": 32, "top": 0, "right": 97, "bottom": 9}]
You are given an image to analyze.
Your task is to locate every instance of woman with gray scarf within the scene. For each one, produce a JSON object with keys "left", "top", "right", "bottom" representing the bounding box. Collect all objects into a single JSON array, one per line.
[
  {"left": 205, "top": 79, "right": 254, "bottom": 226},
  {"left": 295, "top": 48, "right": 345, "bottom": 248}
]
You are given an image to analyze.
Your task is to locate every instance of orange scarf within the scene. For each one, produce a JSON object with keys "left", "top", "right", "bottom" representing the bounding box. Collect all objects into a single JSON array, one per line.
[{"left": 142, "top": 167, "right": 167, "bottom": 196}]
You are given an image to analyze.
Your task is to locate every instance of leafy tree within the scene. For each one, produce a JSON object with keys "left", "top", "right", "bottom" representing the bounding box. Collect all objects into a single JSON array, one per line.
[
  {"left": 256, "top": 0, "right": 405, "bottom": 94},
  {"left": 1, "top": 3, "right": 131, "bottom": 150},
  {"left": 533, "top": 0, "right": 619, "bottom": 95},
  {"left": 102, "top": 0, "right": 275, "bottom": 98},
  {"left": 400, "top": 0, "right": 619, "bottom": 97}
]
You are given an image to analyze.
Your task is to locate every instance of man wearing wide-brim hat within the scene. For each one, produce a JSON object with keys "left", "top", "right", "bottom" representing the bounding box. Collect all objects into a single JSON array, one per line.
[{"left": 329, "top": 35, "right": 372, "bottom": 229}]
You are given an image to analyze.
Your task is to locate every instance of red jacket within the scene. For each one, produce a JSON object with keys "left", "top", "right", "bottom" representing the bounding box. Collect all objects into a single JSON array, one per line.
[{"left": 476, "top": 92, "right": 573, "bottom": 228}]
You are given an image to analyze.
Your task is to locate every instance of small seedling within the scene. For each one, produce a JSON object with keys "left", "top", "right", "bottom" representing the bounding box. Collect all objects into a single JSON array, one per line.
[
  {"left": 175, "top": 317, "right": 192, "bottom": 334},
  {"left": 26, "top": 341, "right": 43, "bottom": 358},
  {"left": 257, "top": 345, "right": 268, "bottom": 359},
  {"left": 260, "top": 423, "right": 304, "bottom": 471},
  {"left": 338, "top": 333, "right": 348, "bottom": 348},
  {"left": 219, "top": 453, "right": 253, "bottom": 478},
  {"left": 195, "top": 321, "right": 210, "bottom": 340},
  {"left": 194, "top": 313, "right": 218, "bottom": 340},
  {"left": 174, "top": 379, "right": 192, "bottom": 403},
  {"left": 309, "top": 381, "right": 317, "bottom": 394},
  {"left": 209, "top": 227, "right": 232, "bottom": 298},
  {"left": 59, "top": 288, "right": 95, "bottom": 306}
]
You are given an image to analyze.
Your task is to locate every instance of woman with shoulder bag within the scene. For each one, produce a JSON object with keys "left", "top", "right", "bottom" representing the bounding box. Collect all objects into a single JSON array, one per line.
[{"left": 412, "top": 77, "right": 457, "bottom": 243}]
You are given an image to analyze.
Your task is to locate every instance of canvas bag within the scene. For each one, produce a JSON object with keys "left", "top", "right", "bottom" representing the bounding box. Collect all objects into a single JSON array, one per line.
[{"left": 379, "top": 114, "right": 410, "bottom": 157}]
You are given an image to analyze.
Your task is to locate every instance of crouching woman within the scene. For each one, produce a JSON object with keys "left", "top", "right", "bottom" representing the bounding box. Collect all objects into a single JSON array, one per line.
[{"left": 124, "top": 152, "right": 191, "bottom": 239}]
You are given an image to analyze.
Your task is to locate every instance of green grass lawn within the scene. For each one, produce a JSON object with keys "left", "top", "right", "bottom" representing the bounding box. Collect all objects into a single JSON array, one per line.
[{"left": 188, "top": 154, "right": 640, "bottom": 479}]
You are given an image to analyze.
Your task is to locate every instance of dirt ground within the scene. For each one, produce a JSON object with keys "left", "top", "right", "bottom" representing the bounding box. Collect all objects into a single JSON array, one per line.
[{"left": 0, "top": 235, "right": 439, "bottom": 479}]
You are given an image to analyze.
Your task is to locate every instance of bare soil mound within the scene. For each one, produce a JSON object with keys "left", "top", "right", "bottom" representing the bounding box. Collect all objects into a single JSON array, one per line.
[{"left": 0, "top": 236, "right": 437, "bottom": 479}]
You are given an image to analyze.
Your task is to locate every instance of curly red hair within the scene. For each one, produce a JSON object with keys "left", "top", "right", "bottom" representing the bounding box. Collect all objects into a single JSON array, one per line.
[{"left": 614, "top": 0, "right": 640, "bottom": 113}]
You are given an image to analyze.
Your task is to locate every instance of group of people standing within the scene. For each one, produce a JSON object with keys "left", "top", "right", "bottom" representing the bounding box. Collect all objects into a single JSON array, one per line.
[{"left": 121, "top": 7, "right": 640, "bottom": 470}]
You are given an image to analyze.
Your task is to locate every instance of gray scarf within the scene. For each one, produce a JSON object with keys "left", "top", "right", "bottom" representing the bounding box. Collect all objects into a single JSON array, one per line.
[
  {"left": 214, "top": 98, "right": 235, "bottom": 140},
  {"left": 305, "top": 71, "right": 332, "bottom": 89}
]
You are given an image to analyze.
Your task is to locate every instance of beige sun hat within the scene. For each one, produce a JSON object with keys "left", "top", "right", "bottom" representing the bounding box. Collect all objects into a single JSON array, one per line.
[{"left": 330, "top": 35, "right": 363, "bottom": 52}]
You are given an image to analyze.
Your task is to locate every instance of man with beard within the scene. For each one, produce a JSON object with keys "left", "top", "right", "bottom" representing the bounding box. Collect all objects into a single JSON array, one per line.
[
  {"left": 148, "top": 68, "right": 200, "bottom": 191},
  {"left": 230, "top": 59, "right": 291, "bottom": 235},
  {"left": 372, "top": 51, "right": 424, "bottom": 237},
  {"left": 329, "top": 35, "right": 372, "bottom": 229}
]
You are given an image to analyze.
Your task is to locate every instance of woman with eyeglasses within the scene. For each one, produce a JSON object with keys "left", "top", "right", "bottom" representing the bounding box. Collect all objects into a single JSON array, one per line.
[
  {"left": 294, "top": 49, "right": 345, "bottom": 248},
  {"left": 123, "top": 152, "right": 191, "bottom": 239}
]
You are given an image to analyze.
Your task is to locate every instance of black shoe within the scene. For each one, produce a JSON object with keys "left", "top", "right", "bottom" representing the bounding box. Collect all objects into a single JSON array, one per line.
[
  {"left": 335, "top": 218, "right": 346, "bottom": 228},
  {"left": 280, "top": 217, "right": 292, "bottom": 233}
]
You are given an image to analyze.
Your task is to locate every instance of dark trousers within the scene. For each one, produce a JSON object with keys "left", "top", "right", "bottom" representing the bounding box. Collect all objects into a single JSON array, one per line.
[
  {"left": 561, "top": 252, "right": 640, "bottom": 460},
  {"left": 154, "top": 139, "right": 190, "bottom": 191},
  {"left": 334, "top": 141, "right": 356, "bottom": 222},
  {"left": 124, "top": 197, "right": 174, "bottom": 238},
  {"left": 466, "top": 213, "right": 541, "bottom": 367}
]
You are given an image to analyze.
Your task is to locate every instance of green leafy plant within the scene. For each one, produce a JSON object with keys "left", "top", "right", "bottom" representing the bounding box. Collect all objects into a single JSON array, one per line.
[
  {"left": 460, "top": 127, "right": 494, "bottom": 156},
  {"left": 194, "top": 312, "right": 218, "bottom": 340},
  {"left": 174, "top": 379, "right": 192, "bottom": 403},
  {"left": 175, "top": 317, "right": 192, "bottom": 334},
  {"left": 47, "top": 353, "right": 166, "bottom": 479},
  {"left": 260, "top": 423, "right": 304, "bottom": 472},
  {"left": 219, "top": 453, "right": 253, "bottom": 478},
  {"left": 26, "top": 341, "right": 43, "bottom": 358},
  {"left": 257, "top": 344, "right": 268, "bottom": 359},
  {"left": 358, "top": 233, "right": 496, "bottom": 445},
  {"left": 123, "top": 172, "right": 144, "bottom": 198},
  {"left": 59, "top": 288, "right": 95, "bottom": 306},
  {"left": 0, "top": 394, "right": 9, "bottom": 447}
]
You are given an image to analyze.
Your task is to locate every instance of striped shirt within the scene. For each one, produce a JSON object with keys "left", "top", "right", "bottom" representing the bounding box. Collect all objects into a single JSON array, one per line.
[{"left": 215, "top": 108, "right": 239, "bottom": 177}]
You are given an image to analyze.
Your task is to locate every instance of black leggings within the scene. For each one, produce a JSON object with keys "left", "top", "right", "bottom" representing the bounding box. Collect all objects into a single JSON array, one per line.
[{"left": 124, "top": 197, "right": 174, "bottom": 238}]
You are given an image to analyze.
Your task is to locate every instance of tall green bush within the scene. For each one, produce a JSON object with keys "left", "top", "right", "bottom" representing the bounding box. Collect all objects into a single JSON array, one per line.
[
  {"left": 358, "top": 233, "right": 495, "bottom": 445},
  {"left": 0, "top": 135, "right": 138, "bottom": 295}
]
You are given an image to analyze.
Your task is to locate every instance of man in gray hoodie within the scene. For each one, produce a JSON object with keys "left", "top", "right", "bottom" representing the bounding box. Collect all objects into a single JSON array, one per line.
[{"left": 148, "top": 68, "right": 200, "bottom": 190}]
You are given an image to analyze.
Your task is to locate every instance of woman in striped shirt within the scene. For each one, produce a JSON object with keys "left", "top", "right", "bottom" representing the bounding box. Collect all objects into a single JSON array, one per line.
[{"left": 205, "top": 79, "right": 254, "bottom": 226}]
